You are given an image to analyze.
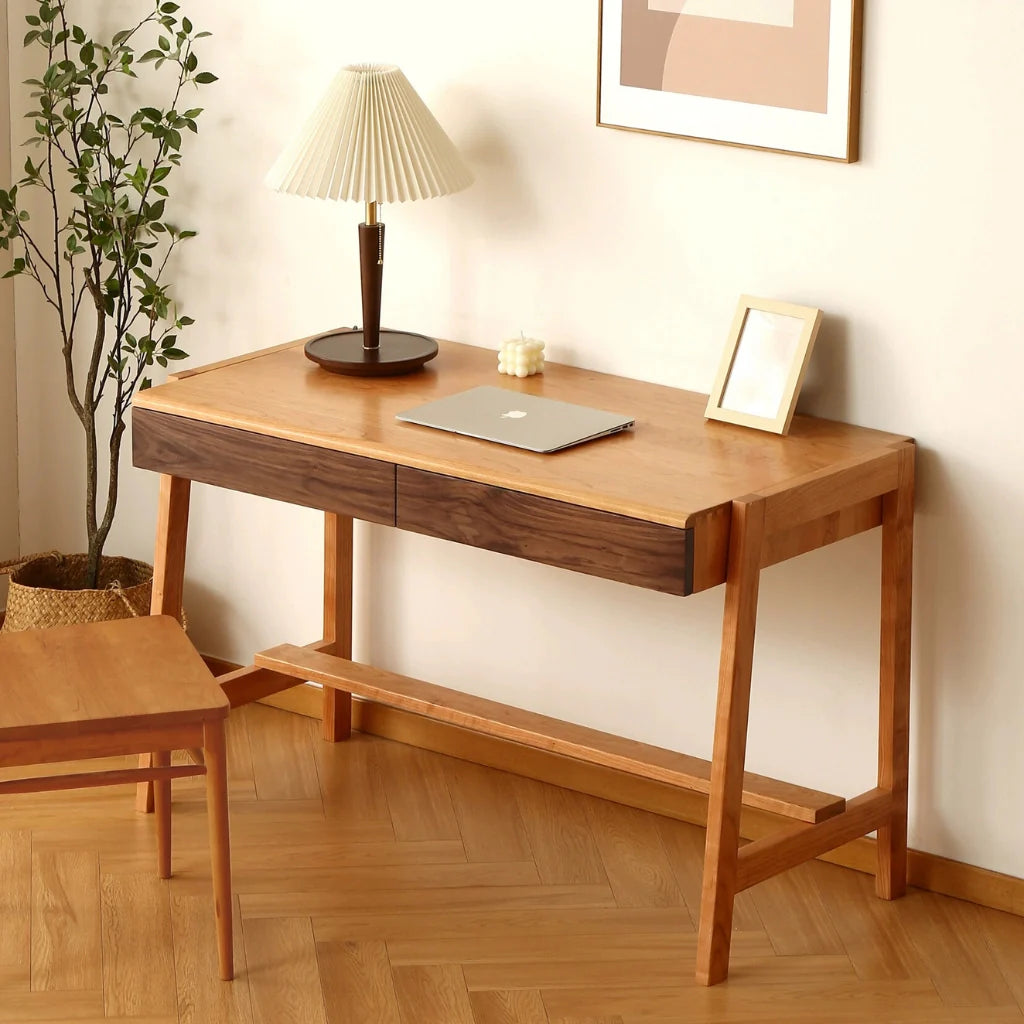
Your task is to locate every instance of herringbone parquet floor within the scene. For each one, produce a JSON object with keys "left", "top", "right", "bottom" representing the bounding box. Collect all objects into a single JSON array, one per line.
[{"left": 1, "top": 702, "right": 1023, "bottom": 1024}]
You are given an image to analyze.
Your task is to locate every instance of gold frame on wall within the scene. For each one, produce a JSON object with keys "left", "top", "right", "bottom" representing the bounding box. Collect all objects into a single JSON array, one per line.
[
  {"left": 597, "top": 0, "right": 864, "bottom": 162},
  {"left": 705, "top": 295, "right": 823, "bottom": 435}
]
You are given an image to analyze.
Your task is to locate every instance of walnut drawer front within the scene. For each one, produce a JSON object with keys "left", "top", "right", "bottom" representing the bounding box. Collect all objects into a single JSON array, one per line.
[
  {"left": 133, "top": 408, "right": 396, "bottom": 525},
  {"left": 396, "top": 467, "right": 692, "bottom": 595}
]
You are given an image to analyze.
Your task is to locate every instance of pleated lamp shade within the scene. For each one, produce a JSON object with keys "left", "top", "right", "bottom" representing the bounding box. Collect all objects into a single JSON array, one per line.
[{"left": 266, "top": 63, "right": 473, "bottom": 204}]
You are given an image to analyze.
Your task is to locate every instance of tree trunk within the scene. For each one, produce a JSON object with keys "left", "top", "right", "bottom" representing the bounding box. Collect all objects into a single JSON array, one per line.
[
  {"left": 85, "top": 420, "right": 126, "bottom": 589},
  {"left": 83, "top": 293, "right": 106, "bottom": 589},
  {"left": 84, "top": 415, "right": 100, "bottom": 587}
]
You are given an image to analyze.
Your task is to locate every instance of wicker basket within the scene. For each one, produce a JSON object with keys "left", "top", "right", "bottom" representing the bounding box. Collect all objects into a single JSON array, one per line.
[{"left": 0, "top": 552, "right": 155, "bottom": 633}]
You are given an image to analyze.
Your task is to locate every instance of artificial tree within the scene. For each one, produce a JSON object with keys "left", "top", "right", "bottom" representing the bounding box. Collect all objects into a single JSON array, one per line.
[{"left": 0, "top": 0, "right": 216, "bottom": 588}]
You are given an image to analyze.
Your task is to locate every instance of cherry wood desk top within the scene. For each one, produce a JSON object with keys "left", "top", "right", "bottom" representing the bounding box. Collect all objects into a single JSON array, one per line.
[
  {"left": 135, "top": 338, "right": 908, "bottom": 527},
  {"left": 133, "top": 336, "right": 912, "bottom": 596}
]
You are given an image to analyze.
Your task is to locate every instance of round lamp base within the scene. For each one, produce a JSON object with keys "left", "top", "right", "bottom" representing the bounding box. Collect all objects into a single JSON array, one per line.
[{"left": 304, "top": 329, "right": 439, "bottom": 377}]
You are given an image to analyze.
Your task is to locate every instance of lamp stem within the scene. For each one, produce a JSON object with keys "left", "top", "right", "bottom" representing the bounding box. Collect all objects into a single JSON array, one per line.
[{"left": 358, "top": 206, "right": 384, "bottom": 352}]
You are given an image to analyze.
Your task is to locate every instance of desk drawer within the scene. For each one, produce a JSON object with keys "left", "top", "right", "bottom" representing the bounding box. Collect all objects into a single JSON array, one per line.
[
  {"left": 133, "top": 408, "right": 395, "bottom": 525},
  {"left": 396, "top": 468, "right": 692, "bottom": 595}
]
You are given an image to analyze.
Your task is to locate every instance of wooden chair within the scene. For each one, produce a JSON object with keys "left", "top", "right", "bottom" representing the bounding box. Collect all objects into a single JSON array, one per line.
[{"left": 0, "top": 614, "right": 233, "bottom": 980}]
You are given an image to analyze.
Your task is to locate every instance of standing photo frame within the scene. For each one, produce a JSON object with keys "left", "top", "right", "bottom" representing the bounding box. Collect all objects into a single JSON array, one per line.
[
  {"left": 597, "top": 0, "right": 863, "bottom": 162},
  {"left": 705, "top": 296, "right": 823, "bottom": 435}
]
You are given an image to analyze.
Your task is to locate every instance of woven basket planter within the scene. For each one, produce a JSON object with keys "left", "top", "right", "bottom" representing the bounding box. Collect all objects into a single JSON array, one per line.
[{"left": 0, "top": 552, "right": 155, "bottom": 633}]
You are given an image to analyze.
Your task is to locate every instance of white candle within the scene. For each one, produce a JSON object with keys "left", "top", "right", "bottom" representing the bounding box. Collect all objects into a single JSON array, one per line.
[{"left": 498, "top": 337, "right": 545, "bottom": 377}]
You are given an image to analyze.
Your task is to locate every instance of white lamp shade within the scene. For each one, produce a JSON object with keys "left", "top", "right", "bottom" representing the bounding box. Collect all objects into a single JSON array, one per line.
[{"left": 266, "top": 63, "right": 473, "bottom": 204}]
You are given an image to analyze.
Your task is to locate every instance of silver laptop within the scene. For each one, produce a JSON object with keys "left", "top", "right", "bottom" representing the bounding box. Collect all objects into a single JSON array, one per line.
[{"left": 396, "top": 386, "right": 634, "bottom": 453}]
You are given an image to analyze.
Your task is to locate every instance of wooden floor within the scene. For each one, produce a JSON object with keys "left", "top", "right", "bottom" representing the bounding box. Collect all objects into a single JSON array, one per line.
[{"left": 1, "top": 703, "right": 1023, "bottom": 1024}]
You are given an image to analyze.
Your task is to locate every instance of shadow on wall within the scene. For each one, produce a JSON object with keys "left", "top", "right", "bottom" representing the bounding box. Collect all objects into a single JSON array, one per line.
[
  {"left": 179, "top": 575, "right": 237, "bottom": 660},
  {"left": 442, "top": 84, "right": 542, "bottom": 237},
  {"left": 907, "top": 443, "right": 1003, "bottom": 858},
  {"left": 796, "top": 312, "right": 851, "bottom": 424}
]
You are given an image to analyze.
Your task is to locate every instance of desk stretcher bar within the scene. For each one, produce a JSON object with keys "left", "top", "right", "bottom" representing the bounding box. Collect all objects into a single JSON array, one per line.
[{"left": 254, "top": 643, "right": 846, "bottom": 825}]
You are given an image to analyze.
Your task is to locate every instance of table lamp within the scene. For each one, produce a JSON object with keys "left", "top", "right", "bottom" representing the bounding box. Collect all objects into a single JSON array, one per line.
[{"left": 266, "top": 64, "right": 473, "bottom": 375}]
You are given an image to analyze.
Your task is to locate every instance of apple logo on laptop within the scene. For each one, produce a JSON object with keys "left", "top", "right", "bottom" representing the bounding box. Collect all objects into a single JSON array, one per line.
[{"left": 501, "top": 409, "right": 527, "bottom": 419}]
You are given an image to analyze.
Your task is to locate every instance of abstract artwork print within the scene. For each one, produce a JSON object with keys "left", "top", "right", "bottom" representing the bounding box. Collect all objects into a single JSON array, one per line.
[{"left": 598, "top": 0, "right": 861, "bottom": 160}]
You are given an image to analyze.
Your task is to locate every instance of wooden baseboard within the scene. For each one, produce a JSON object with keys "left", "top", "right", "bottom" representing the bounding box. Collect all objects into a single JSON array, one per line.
[{"left": 202, "top": 660, "right": 1024, "bottom": 920}]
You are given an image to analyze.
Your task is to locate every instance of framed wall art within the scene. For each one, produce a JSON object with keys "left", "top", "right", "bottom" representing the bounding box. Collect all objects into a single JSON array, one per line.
[
  {"left": 705, "top": 296, "right": 823, "bottom": 435},
  {"left": 597, "top": 0, "right": 863, "bottom": 162}
]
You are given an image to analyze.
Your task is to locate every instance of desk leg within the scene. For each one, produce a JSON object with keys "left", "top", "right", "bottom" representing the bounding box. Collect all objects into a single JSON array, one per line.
[
  {"left": 876, "top": 446, "right": 914, "bottom": 899},
  {"left": 322, "top": 512, "right": 354, "bottom": 742},
  {"left": 696, "top": 498, "right": 765, "bottom": 986},
  {"left": 137, "top": 475, "right": 192, "bottom": 813}
]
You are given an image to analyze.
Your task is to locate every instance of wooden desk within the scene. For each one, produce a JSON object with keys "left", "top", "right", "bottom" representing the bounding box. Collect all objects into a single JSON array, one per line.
[{"left": 132, "top": 336, "right": 914, "bottom": 985}]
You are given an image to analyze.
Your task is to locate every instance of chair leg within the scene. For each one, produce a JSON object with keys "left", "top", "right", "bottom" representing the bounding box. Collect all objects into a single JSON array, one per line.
[
  {"left": 153, "top": 750, "right": 172, "bottom": 879},
  {"left": 135, "top": 753, "right": 155, "bottom": 813},
  {"left": 137, "top": 473, "right": 192, "bottom": 814},
  {"left": 204, "top": 718, "right": 233, "bottom": 981}
]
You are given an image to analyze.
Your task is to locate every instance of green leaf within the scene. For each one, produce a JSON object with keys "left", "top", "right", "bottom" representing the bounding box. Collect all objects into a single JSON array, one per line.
[
  {"left": 24, "top": 30, "right": 40, "bottom": 45},
  {"left": 139, "top": 49, "right": 163, "bottom": 62},
  {"left": 151, "top": 165, "right": 171, "bottom": 182},
  {"left": 158, "top": 35, "right": 170, "bottom": 51},
  {"left": 182, "top": 16, "right": 193, "bottom": 33},
  {"left": 195, "top": 31, "right": 211, "bottom": 38},
  {"left": 194, "top": 71, "right": 217, "bottom": 85},
  {"left": 160, "top": 2, "right": 180, "bottom": 11}
]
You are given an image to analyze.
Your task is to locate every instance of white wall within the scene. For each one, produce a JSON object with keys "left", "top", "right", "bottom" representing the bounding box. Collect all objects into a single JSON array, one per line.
[
  {"left": 0, "top": 0, "right": 19, "bottom": 604},
  {"left": 8, "top": 1, "right": 1024, "bottom": 878}
]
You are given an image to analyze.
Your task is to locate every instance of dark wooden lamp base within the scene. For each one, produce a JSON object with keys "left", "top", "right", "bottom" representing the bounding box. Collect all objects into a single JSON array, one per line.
[
  {"left": 303, "top": 210, "right": 438, "bottom": 377},
  {"left": 303, "top": 328, "right": 438, "bottom": 376}
]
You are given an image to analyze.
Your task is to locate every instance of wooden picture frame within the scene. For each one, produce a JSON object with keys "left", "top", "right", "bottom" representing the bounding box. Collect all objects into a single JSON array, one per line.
[
  {"left": 597, "top": 0, "right": 863, "bottom": 162},
  {"left": 705, "top": 296, "right": 823, "bottom": 435}
]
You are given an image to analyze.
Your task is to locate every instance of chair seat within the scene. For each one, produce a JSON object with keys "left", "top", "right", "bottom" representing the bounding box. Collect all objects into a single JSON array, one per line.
[
  {"left": 0, "top": 615, "right": 228, "bottom": 743},
  {"left": 0, "top": 613, "right": 234, "bottom": 981}
]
